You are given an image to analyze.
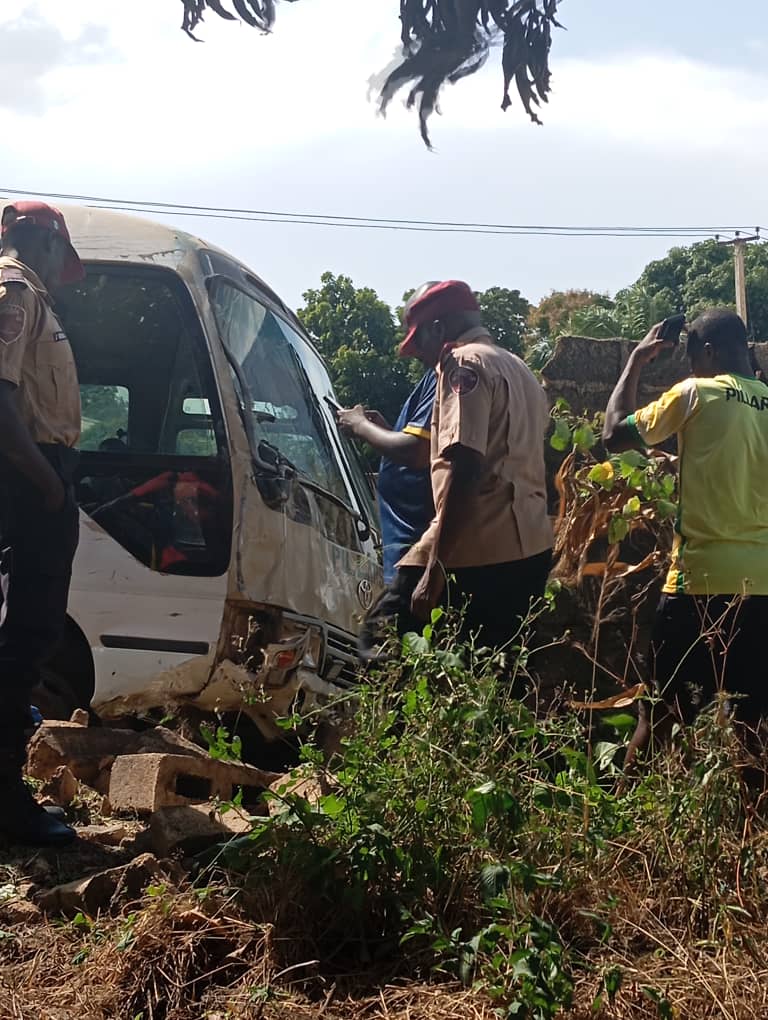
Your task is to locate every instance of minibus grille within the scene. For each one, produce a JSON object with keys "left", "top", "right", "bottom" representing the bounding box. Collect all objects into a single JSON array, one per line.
[{"left": 324, "top": 628, "right": 361, "bottom": 688}]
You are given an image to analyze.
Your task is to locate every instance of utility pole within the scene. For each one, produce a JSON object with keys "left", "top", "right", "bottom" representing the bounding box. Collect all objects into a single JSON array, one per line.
[{"left": 718, "top": 230, "right": 760, "bottom": 329}]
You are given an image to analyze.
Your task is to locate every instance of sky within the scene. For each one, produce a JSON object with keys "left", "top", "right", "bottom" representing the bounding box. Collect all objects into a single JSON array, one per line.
[{"left": 0, "top": 0, "right": 766, "bottom": 311}]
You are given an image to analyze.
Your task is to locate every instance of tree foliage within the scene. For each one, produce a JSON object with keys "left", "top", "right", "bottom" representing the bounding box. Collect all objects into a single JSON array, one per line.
[
  {"left": 79, "top": 384, "right": 129, "bottom": 450},
  {"left": 567, "top": 286, "right": 669, "bottom": 342},
  {"left": 298, "top": 272, "right": 413, "bottom": 427},
  {"left": 561, "top": 240, "right": 768, "bottom": 342},
  {"left": 634, "top": 239, "right": 768, "bottom": 339},
  {"left": 477, "top": 286, "right": 530, "bottom": 356},
  {"left": 179, "top": 0, "right": 564, "bottom": 146},
  {"left": 528, "top": 289, "right": 611, "bottom": 341}
]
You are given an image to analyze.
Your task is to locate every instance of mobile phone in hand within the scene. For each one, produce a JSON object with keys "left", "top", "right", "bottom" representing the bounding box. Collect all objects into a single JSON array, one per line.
[{"left": 658, "top": 313, "right": 686, "bottom": 344}]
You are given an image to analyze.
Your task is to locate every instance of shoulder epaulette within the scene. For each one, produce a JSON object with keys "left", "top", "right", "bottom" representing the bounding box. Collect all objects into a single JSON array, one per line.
[{"left": 0, "top": 267, "right": 28, "bottom": 286}]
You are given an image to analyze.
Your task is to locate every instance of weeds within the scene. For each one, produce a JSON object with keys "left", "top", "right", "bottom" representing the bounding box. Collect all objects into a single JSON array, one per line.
[
  {"left": 201, "top": 720, "right": 244, "bottom": 762},
  {"left": 3, "top": 493, "right": 768, "bottom": 1018},
  {"left": 4, "top": 616, "right": 768, "bottom": 1017},
  {"left": 182, "top": 610, "right": 768, "bottom": 1018}
]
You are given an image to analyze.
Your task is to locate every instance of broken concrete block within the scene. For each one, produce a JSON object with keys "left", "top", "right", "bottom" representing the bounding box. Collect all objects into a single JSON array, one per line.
[
  {"left": 38, "top": 853, "right": 166, "bottom": 917},
  {"left": 69, "top": 709, "right": 89, "bottom": 727},
  {"left": 108, "top": 753, "right": 278, "bottom": 816},
  {"left": 76, "top": 823, "right": 131, "bottom": 848},
  {"left": 39, "top": 765, "right": 78, "bottom": 807},
  {"left": 267, "top": 766, "right": 335, "bottom": 816},
  {"left": 148, "top": 804, "right": 253, "bottom": 857},
  {"left": 27, "top": 722, "right": 208, "bottom": 788},
  {"left": 0, "top": 897, "right": 42, "bottom": 926},
  {"left": 268, "top": 770, "right": 322, "bottom": 815}
]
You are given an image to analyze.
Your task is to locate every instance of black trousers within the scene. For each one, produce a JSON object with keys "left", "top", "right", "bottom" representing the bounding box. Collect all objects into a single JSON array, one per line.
[
  {"left": 650, "top": 593, "right": 768, "bottom": 727},
  {"left": 0, "top": 447, "right": 79, "bottom": 774},
  {"left": 360, "top": 550, "right": 553, "bottom": 659}
]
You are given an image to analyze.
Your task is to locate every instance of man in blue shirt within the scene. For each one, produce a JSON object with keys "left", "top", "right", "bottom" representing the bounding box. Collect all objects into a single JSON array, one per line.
[{"left": 337, "top": 283, "right": 439, "bottom": 658}]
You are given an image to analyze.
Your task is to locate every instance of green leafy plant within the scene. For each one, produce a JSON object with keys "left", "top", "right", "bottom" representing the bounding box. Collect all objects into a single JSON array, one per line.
[{"left": 200, "top": 721, "right": 243, "bottom": 763}]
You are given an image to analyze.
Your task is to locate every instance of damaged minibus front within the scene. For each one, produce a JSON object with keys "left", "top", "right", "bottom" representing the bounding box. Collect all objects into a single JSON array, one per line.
[{"left": 32, "top": 205, "right": 381, "bottom": 746}]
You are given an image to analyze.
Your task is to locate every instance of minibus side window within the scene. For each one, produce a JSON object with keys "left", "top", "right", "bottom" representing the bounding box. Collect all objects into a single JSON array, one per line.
[{"left": 60, "top": 268, "right": 233, "bottom": 577}]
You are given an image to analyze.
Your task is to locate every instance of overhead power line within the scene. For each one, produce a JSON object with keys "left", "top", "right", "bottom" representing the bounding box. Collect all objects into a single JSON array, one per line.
[
  {"left": 0, "top": 186, "right": 760, "bottom": 241},
  {"left": 84, "top": 205, "right": 722, "bottom": 238}
]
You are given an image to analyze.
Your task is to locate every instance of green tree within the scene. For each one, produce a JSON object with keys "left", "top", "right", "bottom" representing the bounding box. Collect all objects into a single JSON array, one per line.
[
  {"left": 565, "top": 239, "right": 768, "bottom": 342},
  {"left": 477, "top": 286, "right": 531, "bottom": 356},
  {"left": 79, "top": 384, "right": 129, "bottom": 450},
  {"left": 528, "top": 289, "right": 612, "bottom": 341},
  {"left": 567, "top": 285, "right": 669, "bottom": 342},
  {"left": 298, "top": 272, "right": 412, "bottom": 428},
  {"left": 634, "top": 239, "right": 768, "bottom": 339}
]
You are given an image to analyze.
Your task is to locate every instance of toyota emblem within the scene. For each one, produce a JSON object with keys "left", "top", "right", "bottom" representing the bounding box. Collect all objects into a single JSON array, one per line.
[{"left": 357, "top": 579, "right": 374, "bottom": 611}]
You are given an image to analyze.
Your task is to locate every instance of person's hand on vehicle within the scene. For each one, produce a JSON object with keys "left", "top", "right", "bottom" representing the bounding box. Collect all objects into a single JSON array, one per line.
[
  {"left": 632, "top": 323, "right": 679, "bottom": 367},
  {"left": 336, "top": 404, "right": 368, "bottom": 435}
]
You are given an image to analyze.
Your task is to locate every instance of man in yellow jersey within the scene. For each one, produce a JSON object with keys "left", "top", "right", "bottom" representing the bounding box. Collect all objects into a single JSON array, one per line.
[
  {"left": 603, "top": 309, "right": 768, "bottom": 756},
  {"left": 0, "top": 201, "right": 84, "bottom": 845}
]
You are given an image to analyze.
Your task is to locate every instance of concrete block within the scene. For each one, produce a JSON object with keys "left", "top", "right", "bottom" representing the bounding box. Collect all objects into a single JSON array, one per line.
[
  {"left": 39, "top": 765, "right": 78, "bottom": 807},
  {"left": 27, "top": 722, "right": 208, "bottom": 787},
  {"left": 0, "top": 897, "right": 42, "bottom": 926},
  {"left": 267, "top": 766, "right": 330, "bottom": 816},
  {"left": 38, "top": 853, "right": 166, "bottom": 917},
  {"left": 76, "top": 823, "right": 132, "bottom": 847},
  {"left": 108, "top": 753, "right": 278, "bottom": 816},
  {"left": 148, "top": 804, "right": 253, "bottom": 857}
]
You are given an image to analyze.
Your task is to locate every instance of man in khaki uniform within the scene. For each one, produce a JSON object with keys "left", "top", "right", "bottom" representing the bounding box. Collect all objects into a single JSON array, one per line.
[
  {"left": 0, "top": 201, "right": 84, "bottom": 845},
  {"left": 397, "top": 280, "right": 553, "bottom": 653}
]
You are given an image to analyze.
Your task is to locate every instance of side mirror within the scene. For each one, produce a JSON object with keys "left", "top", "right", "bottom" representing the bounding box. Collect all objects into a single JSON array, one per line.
[{"left": 355, "top": 516, "right": 371, "bottom": 544}]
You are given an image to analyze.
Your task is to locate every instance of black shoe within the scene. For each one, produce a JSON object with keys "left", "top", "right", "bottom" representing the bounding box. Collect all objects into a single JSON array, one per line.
[
  {"left": 43, "top": 804, "right": 67, "bottom": 821},
  {"left": 0, "top": 779, "right": 76, "bottom": 847}
]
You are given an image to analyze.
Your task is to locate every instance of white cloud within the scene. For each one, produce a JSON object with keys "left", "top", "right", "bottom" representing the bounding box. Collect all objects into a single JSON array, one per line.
[
  {"left": 3, "top": 3, "right": 768, "bottom": 156},
  {"left": 1, "top": 3, "right": 767, "bottom": 311},
  {"left": 0, "top": 4, "right": 115, "bottom": 113}
]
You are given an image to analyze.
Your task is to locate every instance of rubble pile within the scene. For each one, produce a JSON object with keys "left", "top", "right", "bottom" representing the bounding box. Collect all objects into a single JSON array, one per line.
[{"left": 0, "top": 712, "right": 290, "bottom": 922}]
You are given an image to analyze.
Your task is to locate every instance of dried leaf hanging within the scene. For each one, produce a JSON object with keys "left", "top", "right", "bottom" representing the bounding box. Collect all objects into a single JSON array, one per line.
[{"left": 179, "top": 0, "right": 564, "bottom": 147}]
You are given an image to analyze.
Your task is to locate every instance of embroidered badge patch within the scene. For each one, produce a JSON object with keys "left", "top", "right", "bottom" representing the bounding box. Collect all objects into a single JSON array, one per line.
[
  {"left": 449, "top": 365, "right": 479, "bottom": 396},
  {"left": 0, "top": 304, "right": 26, "bottom": 345}
]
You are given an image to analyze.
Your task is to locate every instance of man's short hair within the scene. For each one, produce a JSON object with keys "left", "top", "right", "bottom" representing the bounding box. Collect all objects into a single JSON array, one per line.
[{"left": 687, "top": 308, "right": 747, "bottom": 358}]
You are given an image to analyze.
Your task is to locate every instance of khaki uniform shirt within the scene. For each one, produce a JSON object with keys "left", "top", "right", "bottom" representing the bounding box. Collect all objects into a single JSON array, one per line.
[
  {"left": 399, "top": 328, "right": 552, "bottom": 569},
  {"left": 0, "top": 256, "right": 80, "bottom": 447}
]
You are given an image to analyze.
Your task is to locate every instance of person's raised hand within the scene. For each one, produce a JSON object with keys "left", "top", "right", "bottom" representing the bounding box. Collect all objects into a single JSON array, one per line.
[{"left": 632, "top": 322, "right": 678, "bottom": 367}]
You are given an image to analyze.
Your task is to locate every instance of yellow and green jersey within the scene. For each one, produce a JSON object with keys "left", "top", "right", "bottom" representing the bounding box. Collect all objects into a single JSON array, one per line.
[{"left": 628, "top": 373, "right": 768, "bottom": 595}]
